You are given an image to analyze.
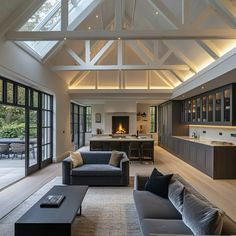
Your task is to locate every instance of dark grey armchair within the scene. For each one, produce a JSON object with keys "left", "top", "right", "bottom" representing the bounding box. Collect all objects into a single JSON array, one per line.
[{"left": 62, "top": 151, "right": 129, "bottom": 186}]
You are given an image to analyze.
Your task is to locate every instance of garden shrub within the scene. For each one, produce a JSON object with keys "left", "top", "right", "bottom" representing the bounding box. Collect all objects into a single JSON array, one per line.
[{"left": 0, "top": 123, "right": 25, "bottom": 138}]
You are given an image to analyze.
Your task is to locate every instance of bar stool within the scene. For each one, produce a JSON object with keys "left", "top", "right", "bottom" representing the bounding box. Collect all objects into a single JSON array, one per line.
[
  {"left": 109, "top": 141, "right": 121, "bottom": 151},
  {"left": 128, "top": 142, "right": 141, "bottom": 161},
  {"left": 140, "top": 142, "right": 154, "bottom": 163}
]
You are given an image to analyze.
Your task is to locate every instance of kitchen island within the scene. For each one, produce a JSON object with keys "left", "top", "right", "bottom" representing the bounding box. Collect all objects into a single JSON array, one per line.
[
  {"left": 171, "top": 136, "right": 236, "bottom": 179},
  {"left": 90, "top": 135, "right": 154, "bottom": 162}
]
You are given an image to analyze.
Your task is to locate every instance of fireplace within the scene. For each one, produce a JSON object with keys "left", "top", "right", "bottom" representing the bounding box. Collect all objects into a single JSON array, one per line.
[{"left": 112, "top": 116, "right": 129, "bottom": 134}]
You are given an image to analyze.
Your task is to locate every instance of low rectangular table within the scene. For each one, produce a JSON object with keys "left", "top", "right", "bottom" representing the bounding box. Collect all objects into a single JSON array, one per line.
[{"left": 15, "top": 185, "right": 88, "bottom": 236}]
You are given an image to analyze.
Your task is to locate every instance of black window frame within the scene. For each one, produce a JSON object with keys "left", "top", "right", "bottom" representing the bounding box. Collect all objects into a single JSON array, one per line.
[
  {"left": 150, "top": 106, "right": 157, "bottom": 133},
  {"left": 85, "top": 106, "right": 92, "bottom": 133},
  {"left": 71, "top": 103, "right": 86, "bottom": 150},
  {"left": 0, "top": 76, "right": 53, "bottom": 174}
]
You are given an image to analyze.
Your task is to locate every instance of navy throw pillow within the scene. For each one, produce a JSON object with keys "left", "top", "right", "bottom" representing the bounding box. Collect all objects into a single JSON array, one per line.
[
  {"left": 145, "top": 171, "right": 173, "bottom": 198},
  {"left": 150, "top": 168, "right": 163, "bottom": 177}
]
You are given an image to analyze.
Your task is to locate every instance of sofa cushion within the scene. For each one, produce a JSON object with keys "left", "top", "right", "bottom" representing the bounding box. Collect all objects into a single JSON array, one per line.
[
  {"left": 141, "top": 219, "right": 193, "bottom": 236},
  {"left": 70, "top": 151, "right": 83, "bottom": 168},
  {"left": 168, "top": 179, "right": 185, "bottom": 214},
  {"left": 144, "top": 173, "right": 173, "bottom": 198},
  {"left": 133, "top": 190, "right": 182, "bottom": 221},
  {"left": 71, "top": 164, "right": 122, "bottom": 177},
  {"left": 109, "top": 151, "right": 123, "bottom": 167},
  {"left": 183, "top": 191, "right": 225, "bottom": 235}
]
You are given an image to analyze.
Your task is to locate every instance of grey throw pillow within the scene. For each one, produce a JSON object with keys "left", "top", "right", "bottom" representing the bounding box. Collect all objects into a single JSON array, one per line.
[
  {"left": 109, "top": 151, "right": 123, "bottom": 167},
  {"left": 168, "top": 179, "right": 185, "bottom": 213},
  {"left": 183, "top": 191, "right": 225, "bottom": 235}
]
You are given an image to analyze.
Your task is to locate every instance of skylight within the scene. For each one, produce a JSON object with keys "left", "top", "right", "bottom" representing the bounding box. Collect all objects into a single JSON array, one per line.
[{"left": 17, "top": 0, "right": 83, "bottom": 58}]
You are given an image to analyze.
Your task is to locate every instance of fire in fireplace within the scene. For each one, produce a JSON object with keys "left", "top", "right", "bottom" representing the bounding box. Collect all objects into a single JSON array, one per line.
[{"left": 112, "top": 116, "right": 129, "bottom": 134}]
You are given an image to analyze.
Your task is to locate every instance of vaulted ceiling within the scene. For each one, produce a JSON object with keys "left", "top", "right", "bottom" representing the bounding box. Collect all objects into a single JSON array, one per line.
[{"left": 1, "top": 0, "right": 236, "bottom": 94}]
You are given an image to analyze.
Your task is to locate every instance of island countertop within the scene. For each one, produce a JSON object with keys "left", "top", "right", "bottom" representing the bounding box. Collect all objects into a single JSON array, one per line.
[
  {"left": 90, "top": 135, "right": 154, "bottom": 142},
  {"left": 172, "top": 136, "right": 236, "bottom": 147}
]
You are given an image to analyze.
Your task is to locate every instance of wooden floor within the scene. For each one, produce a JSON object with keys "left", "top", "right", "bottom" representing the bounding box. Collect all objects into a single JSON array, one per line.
[
  {"left": 0, "top": 163, "right": 61, "bottom": 220},
  {"left": 154, "top": 146, "right": 236, "bottom": 222},
  {"left": 1, "top": 145, "right": 236, "bottom": 222}
]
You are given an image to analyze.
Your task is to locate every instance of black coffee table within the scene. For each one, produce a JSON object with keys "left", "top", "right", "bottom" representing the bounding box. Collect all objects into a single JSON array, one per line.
[{"left": 15, "top": 185, "right": 88, "bottom": 236}]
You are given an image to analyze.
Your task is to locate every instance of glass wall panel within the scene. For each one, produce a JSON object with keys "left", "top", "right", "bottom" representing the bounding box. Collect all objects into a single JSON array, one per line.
[
  {"left": 33, "top": 91, "right": 39, "bottom": 108},
  {"left": 17, "top": 86, "right": 25, "bottom": 106},
  {"left": 41, "top": 94, "right": 53, "bottom": 161},
  {"left": 29, "top": 110, "right": 38, "bottom": 167},
  {"left": 86, "top": 106, "right": 92, "bottom": 133},
  {"left": 71, "top": 103, "right": 86, "bottom": 150},
  {"left": 7, "top": 82, "right": 14, "bottom": 104},
  {"left": 0, "top": 79, "right": 3, "bottom": 102},
  {"left": 0, "top": 77, "right": 53, "bottom": 180},
  {"left": 150, "top": 106, "right": 157, "bottom": 133}
]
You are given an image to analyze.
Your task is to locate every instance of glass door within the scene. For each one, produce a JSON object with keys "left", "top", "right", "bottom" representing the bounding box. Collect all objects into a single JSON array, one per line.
[{"left": 26, "top": 109, "right": 39, "bottom": 175}]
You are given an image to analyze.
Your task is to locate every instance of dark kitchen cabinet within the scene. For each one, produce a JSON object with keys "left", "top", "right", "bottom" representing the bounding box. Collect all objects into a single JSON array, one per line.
[
  {"left": 181, "top": 84, "right": 236, "bottom": 126},
  {"left": 158, "top": 101, "right": 188, "bottom": 150},
  {"left": 170, "top": 137, "right": 236, "bottom": 179}
]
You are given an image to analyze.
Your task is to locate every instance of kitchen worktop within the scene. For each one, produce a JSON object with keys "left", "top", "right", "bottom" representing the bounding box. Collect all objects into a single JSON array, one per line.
[
  {"left": 172, "top": 136, "right": 235, "bottom": 147},
  {"left": 90, "top": 135, "right": 154, "bottom": 142}
]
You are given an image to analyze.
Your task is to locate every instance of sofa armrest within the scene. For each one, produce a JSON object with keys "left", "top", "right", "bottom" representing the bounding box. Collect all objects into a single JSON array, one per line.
[
  {"left": 62, "top": 157, "right": 72, "bottom": 185},
  {"left": 120, "top": 155, "right": 130, "bottom": 185},
  {"left": 134, "top": 174, "right": 149, "bottom": 191}
]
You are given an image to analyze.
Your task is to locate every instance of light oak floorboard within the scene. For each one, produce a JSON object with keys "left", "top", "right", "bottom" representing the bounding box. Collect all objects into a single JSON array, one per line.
[
  {"left": 0, "top": 163, "right": 61, "bottom": 219},
  {"left": 153, "top": 146, "right": 236, "bottom": 222},
  {"left": 1, "top": 146, "right": 236, "bottom": 223}
]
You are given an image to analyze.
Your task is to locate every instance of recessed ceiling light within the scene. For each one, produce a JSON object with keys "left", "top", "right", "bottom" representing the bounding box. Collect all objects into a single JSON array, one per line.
[
  {"left": 118, "top": 37, "right": 121, "bottom": 40},
  {"left": 88, "top": 26, "right": 91, "bottom": 30},
  {"left": 155, "top": 11, "right": 159, "bottom": 15},
  {"left": 182, "top": 95, "right": 185, "bottom": 98},
  {"left": 96, "top": 15, "right": 99, "bottom": 18},
  {"left": 201, "top": 86, "right": 205, "bottom": 89},
  {"left": 64, "top": 37, "right": 67, "bottom": 41}
]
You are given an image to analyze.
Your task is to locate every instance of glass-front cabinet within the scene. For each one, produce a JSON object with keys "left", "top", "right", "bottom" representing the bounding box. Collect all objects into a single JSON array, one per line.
[{"left": 182, "top": 84, "right": 236, "bottom": 125}]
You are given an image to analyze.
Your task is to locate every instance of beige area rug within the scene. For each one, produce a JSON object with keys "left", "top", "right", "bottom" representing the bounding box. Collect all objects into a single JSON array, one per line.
[{"left": 0, "top": 177, "right": 141, "bottom": 236}]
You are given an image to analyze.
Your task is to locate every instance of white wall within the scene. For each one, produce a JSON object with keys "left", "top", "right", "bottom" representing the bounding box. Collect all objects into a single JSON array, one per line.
[
  {"left": 91, "top": 104, "right": 105, "bottom": 134},
  {"left": 137, "top": 104, "right": 158, "bottom": 142},
  {"left": 85, "top": 102, "right": 159, "bottom": 144},
  {"left": 0, "top": 39, "right": 72, "bottom": 161},
  {"left": 189, "top": 126, "right": 236, "bottom": 144}
]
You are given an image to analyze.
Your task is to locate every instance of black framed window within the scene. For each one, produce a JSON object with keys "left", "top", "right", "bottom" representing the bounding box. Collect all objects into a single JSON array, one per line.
[
  {"left": 42, "top": 94, "right": 53, "bottom": 162},
  {"left": 71, "top": 103, "right": 86, "bottom": 150},
  {"left": 150, "top": 106, "right": 157, "bottom": 133},
  {"left": 0, "top": 79, "right": 3, "bottom": 102},
  {"left": 86, "top": 106, "right": 92, "bottom": 133},
  {"left": 0, "top": 76, "right": 53, "bottom": 175},
  {"left": 17, "top": 85, "right": 26, "bottom": 106},
  {"left": 7, "top": 81, "right": 14, "bottom": 104}
]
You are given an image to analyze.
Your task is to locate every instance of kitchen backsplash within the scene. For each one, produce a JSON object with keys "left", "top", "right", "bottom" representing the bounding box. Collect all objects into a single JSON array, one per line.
[{"left": 189, "top": 126, "right": 236, "bottom": 144}]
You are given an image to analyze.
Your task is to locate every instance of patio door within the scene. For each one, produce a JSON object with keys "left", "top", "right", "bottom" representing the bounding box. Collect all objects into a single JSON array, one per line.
[{"left": 26, "top": 109, "right": 40, "bottom": 175}]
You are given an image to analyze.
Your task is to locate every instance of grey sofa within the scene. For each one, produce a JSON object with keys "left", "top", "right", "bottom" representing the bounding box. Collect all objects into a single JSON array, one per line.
[
  {"left": 62, "top": 151, "right": 129, "bottom": 186},
  {"left": 134, "top": 174, "right": 236, "bottom": 236}
]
